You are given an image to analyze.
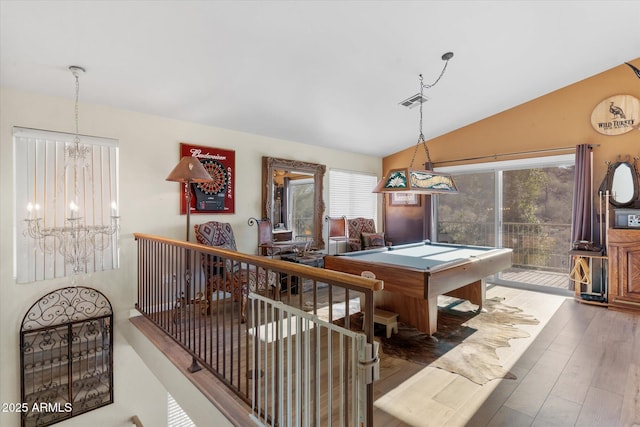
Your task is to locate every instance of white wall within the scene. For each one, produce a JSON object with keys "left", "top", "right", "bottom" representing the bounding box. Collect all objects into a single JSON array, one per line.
[{"left": 0, "top": 87, "right": 381, "bottom": 426}]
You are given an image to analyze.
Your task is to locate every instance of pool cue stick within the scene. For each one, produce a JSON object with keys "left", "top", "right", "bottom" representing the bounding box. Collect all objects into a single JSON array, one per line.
[
  {"left": 599, "top": 191, "right": 603, "bottom": 250},
  {"left": 605, "top": 191, "right": 610, "bottom": 253}
]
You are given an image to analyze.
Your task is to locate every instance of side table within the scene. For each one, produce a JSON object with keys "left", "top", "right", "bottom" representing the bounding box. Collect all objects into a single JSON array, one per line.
[
  {"left": 280, "top": 252, "right": 325, "bottom": 268},
  {"left": 279, "top": 252, "right": 325, "bottom": 293}
]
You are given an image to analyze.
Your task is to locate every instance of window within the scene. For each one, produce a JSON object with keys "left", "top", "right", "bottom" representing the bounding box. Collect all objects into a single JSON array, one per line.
[
  {"left": 168, "top": 393, "right": 195, "bottom": 427},
  {"left": 328, "top": 169, "right": 378, "bottom": 223},
  {"left": 14, "top": 127, "right": 119, "bottom": 282},
  {"left": 435, "top": 154, "right": 575, "bottom": 289}
]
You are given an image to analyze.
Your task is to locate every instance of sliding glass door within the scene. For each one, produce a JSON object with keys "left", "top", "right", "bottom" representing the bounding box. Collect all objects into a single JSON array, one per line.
[
  {"left": 435, "top": 155, "right": 574, "bottom": 291},
  {"left": 436, "top": 172, "right": 496, "bottom": 246}
]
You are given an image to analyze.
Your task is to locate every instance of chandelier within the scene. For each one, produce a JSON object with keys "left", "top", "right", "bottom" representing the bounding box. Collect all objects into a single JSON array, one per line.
[
  {"left": 23, "top": 66, "right": 120, "bottom": 274},
  {"left": 373, "top": 52, "right": 458, "bottom": 194}
]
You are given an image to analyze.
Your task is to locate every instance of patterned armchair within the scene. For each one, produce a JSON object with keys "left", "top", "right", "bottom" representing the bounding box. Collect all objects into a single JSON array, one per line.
[
  {"left": 194, "top": 221, "right": 276, "bottom": 322},
  {"left": 346, "top": 217, "right": 387, "bottom": 252}
]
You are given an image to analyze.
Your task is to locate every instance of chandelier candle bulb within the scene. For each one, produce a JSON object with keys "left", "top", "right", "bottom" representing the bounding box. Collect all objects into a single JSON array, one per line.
[
  {"left": 111, "top": 201, "right": 118, "bottom": 217},
  {"left": 69, "top": 201, "right": 78, "bottom": 219},
  {"left": 26, "top": 203, "right": 33, "bottom": 219}
]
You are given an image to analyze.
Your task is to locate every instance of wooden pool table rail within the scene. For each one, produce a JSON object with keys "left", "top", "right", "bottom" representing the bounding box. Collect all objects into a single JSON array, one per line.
[{"left": 324, "top": 246, "right": 512, "bottom": 335}]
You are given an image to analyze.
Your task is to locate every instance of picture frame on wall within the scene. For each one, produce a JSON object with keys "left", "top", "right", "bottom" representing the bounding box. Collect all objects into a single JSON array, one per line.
[
  {"left": 179, "top": 142, "right": 235, "bottom": 214},
  {"left": 389, "top": 192, "right": 421, "bottom": 206}
]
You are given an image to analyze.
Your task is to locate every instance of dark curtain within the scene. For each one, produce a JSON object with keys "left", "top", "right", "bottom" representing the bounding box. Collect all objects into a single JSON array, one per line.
[
  {"left": 570, "top": 144, "right": 593, "bottom": 292},
  {"left": 571, "top": 144, "right": 593, "bottom": 243}
]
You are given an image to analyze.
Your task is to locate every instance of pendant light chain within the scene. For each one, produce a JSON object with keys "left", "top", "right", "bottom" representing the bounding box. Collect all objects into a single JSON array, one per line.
[
  {"left": 409, "top": 75, "right": 434, "bottom": 168},
  {"left": 408, "top": 53, "right": 452, "bottom": 169}
]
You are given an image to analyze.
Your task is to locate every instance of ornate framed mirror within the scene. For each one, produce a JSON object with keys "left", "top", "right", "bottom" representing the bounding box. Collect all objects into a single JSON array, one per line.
[
  {"left": 600, "top": 158, "right": 639, "bottom": 207},
  {"left": 262, "top": 157, "right": 326, "bottom": 250}
]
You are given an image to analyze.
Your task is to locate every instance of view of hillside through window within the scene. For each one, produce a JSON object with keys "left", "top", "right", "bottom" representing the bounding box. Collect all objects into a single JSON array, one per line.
[{"left": 437, "top": 164, "right": 575, "bottom": 286}]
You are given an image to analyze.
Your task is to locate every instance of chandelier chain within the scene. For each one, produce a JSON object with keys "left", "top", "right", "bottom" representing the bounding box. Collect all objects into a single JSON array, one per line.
[{"left": 74, "top": 72, "right": 80, "bottom": 139}]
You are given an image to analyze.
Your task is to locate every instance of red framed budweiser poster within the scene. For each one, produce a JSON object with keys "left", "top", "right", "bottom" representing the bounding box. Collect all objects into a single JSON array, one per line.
[{"left": 179, "top": 143, "right": 235, "bottom": 214}]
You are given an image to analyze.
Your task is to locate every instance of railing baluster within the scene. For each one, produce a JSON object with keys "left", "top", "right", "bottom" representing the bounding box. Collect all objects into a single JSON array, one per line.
[{"left": 133, "top": 233, "right": 381, "bottom": 427}]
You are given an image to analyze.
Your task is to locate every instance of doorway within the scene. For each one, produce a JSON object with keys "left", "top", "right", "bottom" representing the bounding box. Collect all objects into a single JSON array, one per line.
[{"left": 435, "top": 155, "right": 575, "bottom": 292}]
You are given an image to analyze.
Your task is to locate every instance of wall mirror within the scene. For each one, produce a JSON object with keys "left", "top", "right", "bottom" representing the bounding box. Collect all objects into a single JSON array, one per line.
[
  {"left": 600, "top": 159, "right": 639, "bottom": 208},
  {"left": 262, "top": 157, "right": 326, "bottom": 249}
]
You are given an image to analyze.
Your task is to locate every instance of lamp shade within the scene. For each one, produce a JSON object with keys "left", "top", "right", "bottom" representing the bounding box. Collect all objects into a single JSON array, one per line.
[
  {"left": 166, "top": 156, "right": 212, "bottom": 183},
  {"left": 373, "top": 168, "right": 458, "bottom": 194}
]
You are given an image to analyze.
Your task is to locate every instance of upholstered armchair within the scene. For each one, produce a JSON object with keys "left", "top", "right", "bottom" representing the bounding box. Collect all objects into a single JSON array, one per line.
[
  {"left": 346, "top": 217, "right": 387, "bottom": 252},
  {"left": 194, "top": 221, "right": 276, "bottom": 322}
]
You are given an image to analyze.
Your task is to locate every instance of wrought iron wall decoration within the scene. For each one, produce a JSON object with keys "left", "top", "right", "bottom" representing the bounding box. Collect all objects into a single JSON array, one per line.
[{"left": 20, "top": 287, "right": 113, "bottom": 427}]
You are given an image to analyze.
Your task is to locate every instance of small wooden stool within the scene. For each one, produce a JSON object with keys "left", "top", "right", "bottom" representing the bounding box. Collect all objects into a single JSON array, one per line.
[
  {"left": 359, "top": 271, "right": 399, "bottom": 338},
  {"left": 372, "top": 308, "right": 398, "bottom": 338}
]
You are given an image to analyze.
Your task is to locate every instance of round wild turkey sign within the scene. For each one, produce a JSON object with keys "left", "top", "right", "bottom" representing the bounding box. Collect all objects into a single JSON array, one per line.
[{"left": 590, "top": 94, "right": 640, "bottom": 135}]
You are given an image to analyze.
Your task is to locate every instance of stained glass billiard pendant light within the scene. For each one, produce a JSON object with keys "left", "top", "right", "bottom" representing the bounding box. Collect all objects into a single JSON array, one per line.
[{"left": 373, "top": 52, "right": 458, "bottom": 194}]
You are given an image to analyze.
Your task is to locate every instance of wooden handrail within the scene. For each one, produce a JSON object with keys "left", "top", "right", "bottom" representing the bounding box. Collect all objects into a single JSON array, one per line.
[
  {"left": 134, "top": 232, "right": 379, "bottom": 426},
  {"left": 130, "top": 415, "right": 143, "bottom": 427},
  {"left": 133, "top": 232, "right": 384, "bottom": 292}
]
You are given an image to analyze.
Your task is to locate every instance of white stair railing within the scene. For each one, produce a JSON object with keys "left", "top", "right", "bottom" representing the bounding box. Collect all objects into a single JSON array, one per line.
[{"left": 248, "top": 293, "right": 378, "bottom": 427}]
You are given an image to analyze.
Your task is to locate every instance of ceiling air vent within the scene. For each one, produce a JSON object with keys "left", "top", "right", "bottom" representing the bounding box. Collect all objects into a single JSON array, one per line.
[{"left": 399, "top": 93, "right": 429, "bottom": 109}]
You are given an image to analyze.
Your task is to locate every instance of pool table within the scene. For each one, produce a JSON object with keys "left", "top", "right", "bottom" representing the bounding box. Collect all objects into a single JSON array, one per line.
[{"left": 324, "top": 241, "right": 512, "bottom": 335}]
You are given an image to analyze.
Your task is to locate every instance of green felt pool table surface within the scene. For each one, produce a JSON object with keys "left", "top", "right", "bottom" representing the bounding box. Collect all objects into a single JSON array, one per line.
[
  {"left": 324, "top": 241, "right": 512, "bottom": 335},
  {"left": 337, "top": 241, "right": 501, "bottom": 271}
]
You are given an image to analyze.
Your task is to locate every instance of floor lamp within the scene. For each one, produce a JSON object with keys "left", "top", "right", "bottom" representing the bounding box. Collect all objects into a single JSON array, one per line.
[
  {"left": 166, "top": 156, "right": 213, "bottom": 242},
  {"left": 166, "top": 156, "right": 212, "bottom": 372}
]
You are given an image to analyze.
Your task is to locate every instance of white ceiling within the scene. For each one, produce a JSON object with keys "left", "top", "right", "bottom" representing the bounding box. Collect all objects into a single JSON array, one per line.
[{"left": 1, "top": 1, "right": 639, "bottom": 157}]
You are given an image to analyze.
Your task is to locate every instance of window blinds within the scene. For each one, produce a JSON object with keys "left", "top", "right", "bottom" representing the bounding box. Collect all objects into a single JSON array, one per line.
[{"left": 328, "top": 169, "right": 378, "bottom": 226}]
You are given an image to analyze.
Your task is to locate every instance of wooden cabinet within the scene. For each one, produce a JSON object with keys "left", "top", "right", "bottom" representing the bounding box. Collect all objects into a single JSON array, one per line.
[{"left": 607, "top": 228, "right": 640, "bottom": 312}]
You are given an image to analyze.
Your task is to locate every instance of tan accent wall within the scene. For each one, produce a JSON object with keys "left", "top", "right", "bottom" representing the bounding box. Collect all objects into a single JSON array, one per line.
[{"left": 382, "top": 58, "right": 640, "bottom": 243}]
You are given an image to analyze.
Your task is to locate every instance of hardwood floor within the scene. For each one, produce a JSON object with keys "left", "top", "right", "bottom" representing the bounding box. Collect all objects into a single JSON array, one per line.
[
  {"left": 131, "top": 284, "right": 640, "bottom": 426},
  {"left": 382, "top": 285, "right": 640, "bottom": 427}
]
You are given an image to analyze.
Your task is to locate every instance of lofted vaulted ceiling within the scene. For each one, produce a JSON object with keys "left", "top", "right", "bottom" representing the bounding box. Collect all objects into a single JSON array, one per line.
[{"left": 1, "top": 0, "right": 639, "bottom": 157}]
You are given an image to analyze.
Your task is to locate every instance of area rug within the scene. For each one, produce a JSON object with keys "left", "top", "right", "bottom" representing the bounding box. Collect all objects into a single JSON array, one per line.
[{"left": 341, "top": 297, "right": 539, "bottom": 385}]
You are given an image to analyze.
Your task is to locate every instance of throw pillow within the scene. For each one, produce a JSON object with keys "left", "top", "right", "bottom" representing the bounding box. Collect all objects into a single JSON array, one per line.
[{"left": 361, "top": 232, "right": 385, "bottom": 248}]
